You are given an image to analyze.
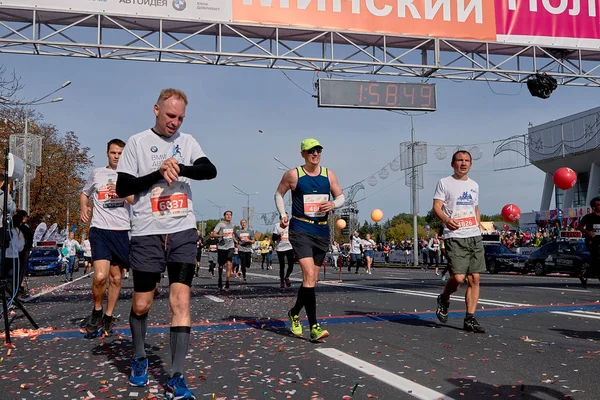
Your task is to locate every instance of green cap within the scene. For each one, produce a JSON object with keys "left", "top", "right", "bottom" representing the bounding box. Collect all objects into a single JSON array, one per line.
[{"left": 300, "top": 138, "right": 323, "bottom": 151}]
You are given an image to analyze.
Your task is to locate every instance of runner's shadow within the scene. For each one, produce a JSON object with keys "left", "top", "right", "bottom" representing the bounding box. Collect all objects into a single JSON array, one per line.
[
  {"left": 445, "top": 378, "right": 569, "bottom": 399},
  {"left": 228, "top": 315, "right": 317, "bottom": 342},
  {"left": 343, "top": 310, "right": 460, "bottom": 330},
  {"left": 549, "top": 328, "right": 600, "bottom": 341},
  {"left": 91, "top": 339, "right": 169, "bottom": 384}
]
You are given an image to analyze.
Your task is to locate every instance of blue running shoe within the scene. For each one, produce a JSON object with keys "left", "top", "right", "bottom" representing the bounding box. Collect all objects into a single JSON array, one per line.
[
  {"left": 129, "top": 357, "right": 149, "bottom": 387},
  {"left": 165, "top": 374, "right": 195, "bottom": 400}
]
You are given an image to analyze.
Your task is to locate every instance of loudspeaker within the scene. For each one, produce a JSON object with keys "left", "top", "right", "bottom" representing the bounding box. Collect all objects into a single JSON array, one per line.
[
  {"left": 7, "top": 153, "right": 24, "bottom": 181},
  {"left": 527, "top": 73, "right": 558, "bottom": 99}
]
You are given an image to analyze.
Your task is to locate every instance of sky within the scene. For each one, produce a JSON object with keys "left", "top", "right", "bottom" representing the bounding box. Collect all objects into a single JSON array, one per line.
[{"left": 2, "top": 52, "right": 597, "bottom": 230}]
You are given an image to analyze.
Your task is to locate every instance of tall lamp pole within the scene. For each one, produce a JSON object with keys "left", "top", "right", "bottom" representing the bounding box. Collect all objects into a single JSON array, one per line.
[
  {"left": 1, "top": 80, "right": 72, "bottom": 213},
  {"left": 207, "top": 198, "right": 226, "bottom": 219},
  {"left": 232, "top": 184, "right": 258, "bottom": 230},
  {"left": 274, "top": 157, "right": 293, "bottom": 209}
]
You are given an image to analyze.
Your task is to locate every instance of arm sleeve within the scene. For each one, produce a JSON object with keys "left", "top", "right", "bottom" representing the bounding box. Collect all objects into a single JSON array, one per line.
[
  {"left": 275, "top": 191, "right": 287, "bottom": 218},
  {"left": 178, "top": 157, "right": 217, "bottom": 181},
  {"left": 116, "top": 171, "right": 162, "bottom": 198}
]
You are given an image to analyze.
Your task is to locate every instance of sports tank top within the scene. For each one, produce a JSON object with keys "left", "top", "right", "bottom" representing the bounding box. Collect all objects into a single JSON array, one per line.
[{"left": 290, "top": 166, "right": 330, "bottom": 237}]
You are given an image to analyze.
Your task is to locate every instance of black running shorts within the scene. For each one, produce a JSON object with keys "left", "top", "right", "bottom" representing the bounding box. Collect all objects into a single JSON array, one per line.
[
  {"left": 218, "top": 248, "right": 234, "bottom": 266},
  {"left": 289, "top": 229, "right": 329, "bottom": 267},
  {"left": 129, "top": 228, "right": 197, "bottom": 273}
]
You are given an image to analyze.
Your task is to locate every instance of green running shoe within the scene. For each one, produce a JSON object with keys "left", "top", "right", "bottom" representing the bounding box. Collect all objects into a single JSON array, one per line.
[
  {"left": 310, "top": 324, "right": 329, "bottom": 342},
  {"left": 287, "top": 311, "right": 302, "bottom": 337}
]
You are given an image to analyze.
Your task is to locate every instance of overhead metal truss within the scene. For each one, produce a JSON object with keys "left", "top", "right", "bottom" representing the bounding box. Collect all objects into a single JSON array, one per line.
[{"left": 2, "top": 6, "right": 600, "bottom": 86}]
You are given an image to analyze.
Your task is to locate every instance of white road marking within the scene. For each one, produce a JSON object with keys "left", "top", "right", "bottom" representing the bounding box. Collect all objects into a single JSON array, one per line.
[
  {"left": 551, "top": 311, "right": 600, "bottom": 320},
  {"left": 524, "top": 286, "right": 590, "bottom": 293},
  {"left": 204, "top": 295, "right": 224, "bottom": 303},
  {"left": 22, "top": 272, "right": 93, "bottom": 303},
  {"left": 317, "top": 348, "right": 454, "bottom": 400},
  {"left": 246, "top": 272, "right": 531, "bottom": 308}
]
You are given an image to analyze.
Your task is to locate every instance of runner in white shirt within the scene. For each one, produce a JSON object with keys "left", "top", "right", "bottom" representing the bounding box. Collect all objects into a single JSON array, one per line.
[
  {"left": 349, "top": 231, "right": 363, "bottom": 274},
  {"left": 81, "top": 138, "right": 132, "bottom": 337},
  {"left": 273, "top": 220, "right": 294, "bottom": 288},
  {"left": 362, "top": 233, "right": 376, "bottom": 275},
  {"left": 81, "top": 235, "right": 92, "bottom": 275},
  {"left": 63, "top": 232, "right": 80, "bottom": 282},
  {"left": 116, "top": 89, "right": 217, "bottom": 399},
  {"left": 433, "top": 150, "right": 485, "bottom": 334}
]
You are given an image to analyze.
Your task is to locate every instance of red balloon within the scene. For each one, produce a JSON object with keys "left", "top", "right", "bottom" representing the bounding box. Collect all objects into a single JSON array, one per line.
[
  {"left": 553, "top": 167, "right": 577, "bottom": 190},
  {"left": 501, "top": 204, "right": 521, "bottom": 223}
]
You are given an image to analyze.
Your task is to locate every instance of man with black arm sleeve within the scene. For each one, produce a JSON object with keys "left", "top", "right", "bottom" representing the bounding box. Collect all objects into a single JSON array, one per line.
[{"left": 115, "top": 88, "right": 217, "bottom": 400}]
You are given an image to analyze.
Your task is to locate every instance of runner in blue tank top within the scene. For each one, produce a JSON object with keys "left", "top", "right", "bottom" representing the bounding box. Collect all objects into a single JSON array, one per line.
[{"left": 275, "top": 138, "right": 345, "bottom": 342}]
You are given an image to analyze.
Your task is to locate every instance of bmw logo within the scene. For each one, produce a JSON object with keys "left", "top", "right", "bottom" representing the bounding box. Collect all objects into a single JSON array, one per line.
[
  {"left": 151, "top": 146, "right": 158, "bottom": 153},
  {"left": 172, "top": 0, "right": 186, "bottom": 11}
]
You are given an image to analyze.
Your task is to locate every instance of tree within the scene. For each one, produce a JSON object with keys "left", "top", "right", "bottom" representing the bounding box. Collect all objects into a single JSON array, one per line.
[
  {"left": 0, "top": 108, "right": 93, "bottom": 238},
  {"left": 0, "top": 66, "right": 23, "bottom": 107},
  {"left": 425, "top": 210, "right": 443, "bottom": 234},
  {"left": 358, "top": 220, "right": 372, "bottom": 236},
  {"left": 386, "top": 221, "right": 427, "bottom": 243}
]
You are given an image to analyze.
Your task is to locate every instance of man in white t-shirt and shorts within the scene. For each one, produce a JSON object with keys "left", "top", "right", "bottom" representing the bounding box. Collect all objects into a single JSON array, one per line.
[
  {"left": 81, "top": 138, "right": 132, "bottom": 337},
  {"left": 116, "top": 89, "right": 217, "bottom": 400},
  {"left": 432, "top": 150, "right": 486, "bottom": 333}
]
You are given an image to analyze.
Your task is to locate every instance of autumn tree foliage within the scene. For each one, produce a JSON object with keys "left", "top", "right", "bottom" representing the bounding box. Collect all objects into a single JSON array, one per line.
[{"left": 0, "top": 107, "right": 92, "bottom": 235}]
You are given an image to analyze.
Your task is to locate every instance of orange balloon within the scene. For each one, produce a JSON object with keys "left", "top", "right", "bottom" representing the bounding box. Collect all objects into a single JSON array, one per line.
[
  {"left": 336, "top": 219, "right": 346, "bottom": 229},
  {"left": 371, "top": 209, "right": 383, "bottom": 222}
]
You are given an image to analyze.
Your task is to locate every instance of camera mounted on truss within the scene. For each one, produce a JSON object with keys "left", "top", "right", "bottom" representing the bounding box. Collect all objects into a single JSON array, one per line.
[{"left": 527, "top": 72, "right": 558, "bottom": 99}]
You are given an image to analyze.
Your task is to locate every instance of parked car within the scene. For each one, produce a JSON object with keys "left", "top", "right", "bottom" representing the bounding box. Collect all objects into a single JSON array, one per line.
[
  {"left": 525, "top": 241, "right": 590, "bottom": 276},
  {"left": 27, "top": 247, "right": 63, "bottom": 276},
  {"left": 483, "top": 243, "right": 529, "bottom": 274}
]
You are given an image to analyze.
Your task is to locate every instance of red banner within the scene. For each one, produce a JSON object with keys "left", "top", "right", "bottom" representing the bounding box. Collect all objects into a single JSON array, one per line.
[{"left": 496, "top": 0, "right": 600, "bottom": 46}]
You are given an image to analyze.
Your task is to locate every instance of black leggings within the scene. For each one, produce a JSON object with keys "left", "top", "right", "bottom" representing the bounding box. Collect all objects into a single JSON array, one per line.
[
  {"left": 277, "top": 250, "right": 295, "bottom": 282},
  {"left": 239, "top": 251, "right": 251, "bottom": 279}
]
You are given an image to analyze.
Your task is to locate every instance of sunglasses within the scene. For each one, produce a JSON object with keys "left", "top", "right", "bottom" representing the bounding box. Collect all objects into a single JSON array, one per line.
[{"left": 306, "top": 147, "right": 323, "bottom": 155}]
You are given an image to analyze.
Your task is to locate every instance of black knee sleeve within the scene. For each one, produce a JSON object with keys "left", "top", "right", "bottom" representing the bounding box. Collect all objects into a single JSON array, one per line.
[
  {"left": 167, "top": 262, "right": 195, "bottom": 287},
  {"left": 132, "top": 270, "right": 162, "bottom": 292}
]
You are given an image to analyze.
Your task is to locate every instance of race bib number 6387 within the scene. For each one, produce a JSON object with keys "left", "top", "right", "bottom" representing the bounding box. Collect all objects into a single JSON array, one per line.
[{"left": 150, "top": 185, "right": 188, "bottom": 219}]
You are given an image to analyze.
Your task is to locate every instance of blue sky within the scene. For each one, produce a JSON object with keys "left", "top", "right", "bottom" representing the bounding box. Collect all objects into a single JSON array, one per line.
[{"left": 3, "top": 53, "right": 596, "bottom": 229}]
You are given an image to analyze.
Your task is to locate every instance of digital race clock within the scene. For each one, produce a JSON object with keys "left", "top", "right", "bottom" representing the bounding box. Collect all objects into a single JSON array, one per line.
[{"left": 317, "top": 78, "right": 437, "bottom": 111}]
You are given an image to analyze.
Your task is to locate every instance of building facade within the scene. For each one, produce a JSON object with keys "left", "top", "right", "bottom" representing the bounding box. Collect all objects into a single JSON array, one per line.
[{"left": 528, "top": 106, "right": 600, "bottom": 212}]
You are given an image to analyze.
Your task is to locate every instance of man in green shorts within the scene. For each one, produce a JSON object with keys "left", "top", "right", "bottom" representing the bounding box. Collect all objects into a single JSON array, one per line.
[{"left": 432, "top": 150, "right": 485, "bottom": 333}]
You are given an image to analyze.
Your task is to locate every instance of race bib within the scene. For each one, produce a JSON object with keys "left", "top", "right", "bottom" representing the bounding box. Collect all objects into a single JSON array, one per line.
[
  {"left": 281, "top": 230, "right": 289, "bottom": 242},
  {"left": 594, "top": 224, "right": 600, "bottom": 234},
  {"left": 150, "top": 184, "right": 188, "bottom": 219},
  {"left": 451, "top": 209, "right": 478, "bottom": 231},
  {"left": 239, "top": 233, "right": 250, "bottom": 241},
  {"left": 222, "top": 229, "right": 233, "bottom": 239},
  {"left": 303, "top": 194, "right": 329, "bottom": 218},
  {"left": 209, "top": 244, "right": 217, "bottom": 251},
  {"left": 97, "top": 183, "right": 125, "bottom": 209}
]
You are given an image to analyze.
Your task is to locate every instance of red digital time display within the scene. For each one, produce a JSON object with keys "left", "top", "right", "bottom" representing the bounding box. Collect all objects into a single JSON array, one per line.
[{"left": 318, "top": 79, "right": 437, "bottom": 111}]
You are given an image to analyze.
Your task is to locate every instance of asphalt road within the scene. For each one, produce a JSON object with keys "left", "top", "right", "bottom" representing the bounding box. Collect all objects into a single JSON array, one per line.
[{"left": 1, "top": 261, "right": 599, "bottom": 400}]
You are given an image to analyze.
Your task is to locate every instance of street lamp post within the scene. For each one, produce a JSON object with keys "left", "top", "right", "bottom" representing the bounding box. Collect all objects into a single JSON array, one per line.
[
  {"left": 1, "top": 80, "right": 72, "bottom": 213},
  {"left": 232, "top": 184, "right": 258, "bottom": 230},
  {"left": 273, "top": 157, "right": 293, "bottom": 209},
  {"left": 207, "top": 198, "right": 226, "bottom": 219}
]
